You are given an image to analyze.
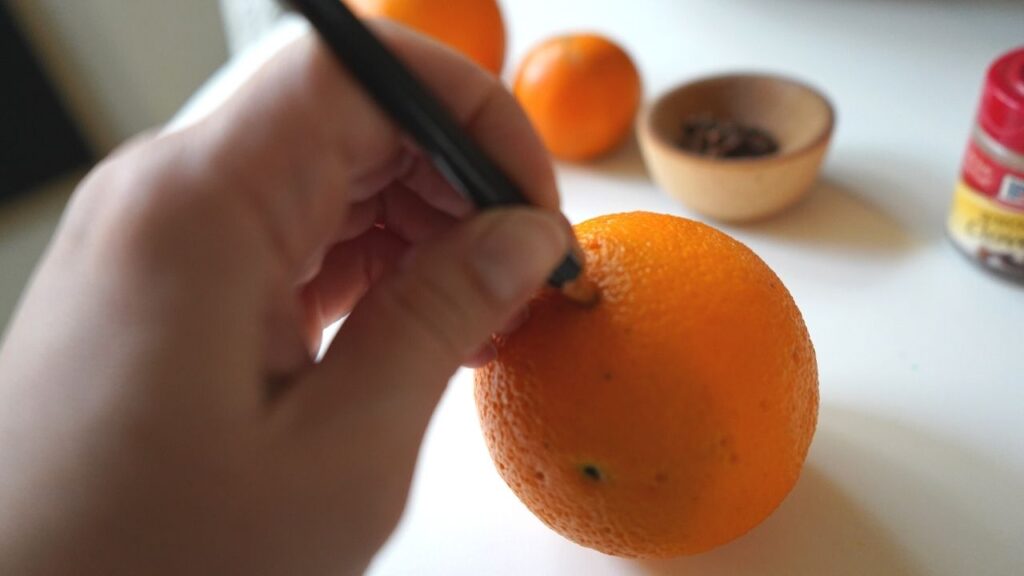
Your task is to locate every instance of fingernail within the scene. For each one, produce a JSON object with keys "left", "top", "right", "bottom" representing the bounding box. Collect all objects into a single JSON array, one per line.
[
  {"left": 463, "top": 341, "right": 497, "bottom": 368},
  {"left": 499, "top": 306, "right": 530, "bottom": 335},
  {"left": 557, "top": 213, "right": 584, "bottom": 262},
  {"left": 473, "top": 210, "right": 568, "bottom": 302}
]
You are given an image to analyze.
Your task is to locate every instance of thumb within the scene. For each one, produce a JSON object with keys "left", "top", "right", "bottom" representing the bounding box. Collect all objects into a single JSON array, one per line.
[{"left": 285, "top": 207, "right": 569, "bottom": 447}]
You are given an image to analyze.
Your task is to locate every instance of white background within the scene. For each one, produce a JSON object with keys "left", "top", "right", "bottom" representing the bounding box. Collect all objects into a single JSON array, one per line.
[
  {"left": 8, "top": 0, "right": 226, "bottom": 151},
  {"left": 177, "top": 0, "right": 1024, "bottom": 574}
]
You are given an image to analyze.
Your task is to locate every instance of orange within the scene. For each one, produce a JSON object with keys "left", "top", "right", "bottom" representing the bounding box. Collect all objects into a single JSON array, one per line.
[
  {"left": 513, "top": 34, "right": 642, "bottom": 161},
  {"left": 346, "top": 0, "right": 506, "bottom": 74},
  {"left": 475, "top": 212, "right": 818, "bottom": 558}
]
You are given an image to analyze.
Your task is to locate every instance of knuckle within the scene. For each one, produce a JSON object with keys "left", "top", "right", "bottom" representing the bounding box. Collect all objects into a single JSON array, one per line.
[{"left": 72, "top": 133, "right": 249, "bottom": 272}]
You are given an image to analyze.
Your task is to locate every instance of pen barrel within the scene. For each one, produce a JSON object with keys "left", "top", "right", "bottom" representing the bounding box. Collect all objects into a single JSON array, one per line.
[
  {"left": 288, "top": 0, "right": 525, "bottom": 207},
  {"left": 286, "top": 0, "right": 581, "bottom": 288}
]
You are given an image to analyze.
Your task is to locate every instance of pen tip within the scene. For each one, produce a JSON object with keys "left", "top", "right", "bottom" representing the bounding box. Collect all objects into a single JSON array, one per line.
[{"left": 548, "top": 249, "right": 599, "bottom": 306}]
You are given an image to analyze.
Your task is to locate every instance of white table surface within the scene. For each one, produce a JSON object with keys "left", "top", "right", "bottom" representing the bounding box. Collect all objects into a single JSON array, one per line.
[{"left": 175, "top": 2, "right": 1024, "bottom": 574}]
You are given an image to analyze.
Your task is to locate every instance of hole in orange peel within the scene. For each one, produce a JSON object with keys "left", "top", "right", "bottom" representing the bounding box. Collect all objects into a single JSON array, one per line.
[{"left": 561, "top": 276, "right": 600, "bottom": 306}]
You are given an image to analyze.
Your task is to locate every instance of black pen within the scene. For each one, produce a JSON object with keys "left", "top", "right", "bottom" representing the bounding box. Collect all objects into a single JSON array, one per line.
[{"left": 285, "top": 0, "right": 593, "bottom": 295}]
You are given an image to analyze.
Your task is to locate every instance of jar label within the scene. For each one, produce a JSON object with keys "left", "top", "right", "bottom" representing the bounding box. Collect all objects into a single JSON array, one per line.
[
  {"left": 961, "top": 140, "right": 1024, "bottom": 211},
  {"left": 948, "top": 181, "right": 1024, "bottom": 273}
]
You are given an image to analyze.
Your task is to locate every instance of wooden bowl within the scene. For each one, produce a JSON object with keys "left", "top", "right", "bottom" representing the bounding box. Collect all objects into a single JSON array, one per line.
[{"left": 638, "top": 74, "right": 834, "bottom": 222}]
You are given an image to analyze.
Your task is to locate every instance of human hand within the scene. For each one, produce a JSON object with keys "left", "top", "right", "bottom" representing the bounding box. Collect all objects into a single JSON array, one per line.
[{"left": 0, "top": 22, "right": 568, "bottom": 575}]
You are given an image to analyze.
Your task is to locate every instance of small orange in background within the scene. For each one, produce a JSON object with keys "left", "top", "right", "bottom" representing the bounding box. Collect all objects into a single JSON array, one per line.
[
  {"left": 475, "top": 212, "right": 818, "bottom": 558},
  {"left": 346, "top": 0, "right": 507, "bottom": 74},
  {"left": 513, "top": 34, "right": 642, "bottom": 161}
]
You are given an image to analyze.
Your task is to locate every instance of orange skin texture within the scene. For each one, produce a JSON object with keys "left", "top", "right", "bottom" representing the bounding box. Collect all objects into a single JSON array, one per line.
[
  {"left": 475, "top": 212, "right": 819, "bottom": 558},
  {"left": 513, "top": 34, "right": 642, "bottom": 161},
  {"left": 347, "top": 0, "right": 507, "bottom": 74}
]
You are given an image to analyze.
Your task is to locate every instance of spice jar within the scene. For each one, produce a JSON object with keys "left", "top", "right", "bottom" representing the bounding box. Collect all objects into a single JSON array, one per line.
[{"left": 948, "top": 46, "right": 1024, "bottom": 280}]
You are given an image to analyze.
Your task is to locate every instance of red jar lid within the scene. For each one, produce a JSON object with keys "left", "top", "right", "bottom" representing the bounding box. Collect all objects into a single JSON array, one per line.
[{"left": 979, "top": 46, "right": 1024, "bottom": 154}]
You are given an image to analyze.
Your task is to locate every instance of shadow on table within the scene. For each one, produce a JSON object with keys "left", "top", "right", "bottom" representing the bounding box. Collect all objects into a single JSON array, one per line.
[
  {"left": 582, "top": 142, "right": 937, "bottom": 260},
  {"left": 577, "top": 131, "right": 650, "bottom": 182},
  {"left": 617, "top": 406, "right": 1022, "bottom": 576},
  {"left": 733, "top": 177, "right": 920, "bottom": 258}
]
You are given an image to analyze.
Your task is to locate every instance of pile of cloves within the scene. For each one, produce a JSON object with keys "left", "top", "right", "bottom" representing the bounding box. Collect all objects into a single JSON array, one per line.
[{"left": 677, "top": 114, "right": 780, "bottom": 159}]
